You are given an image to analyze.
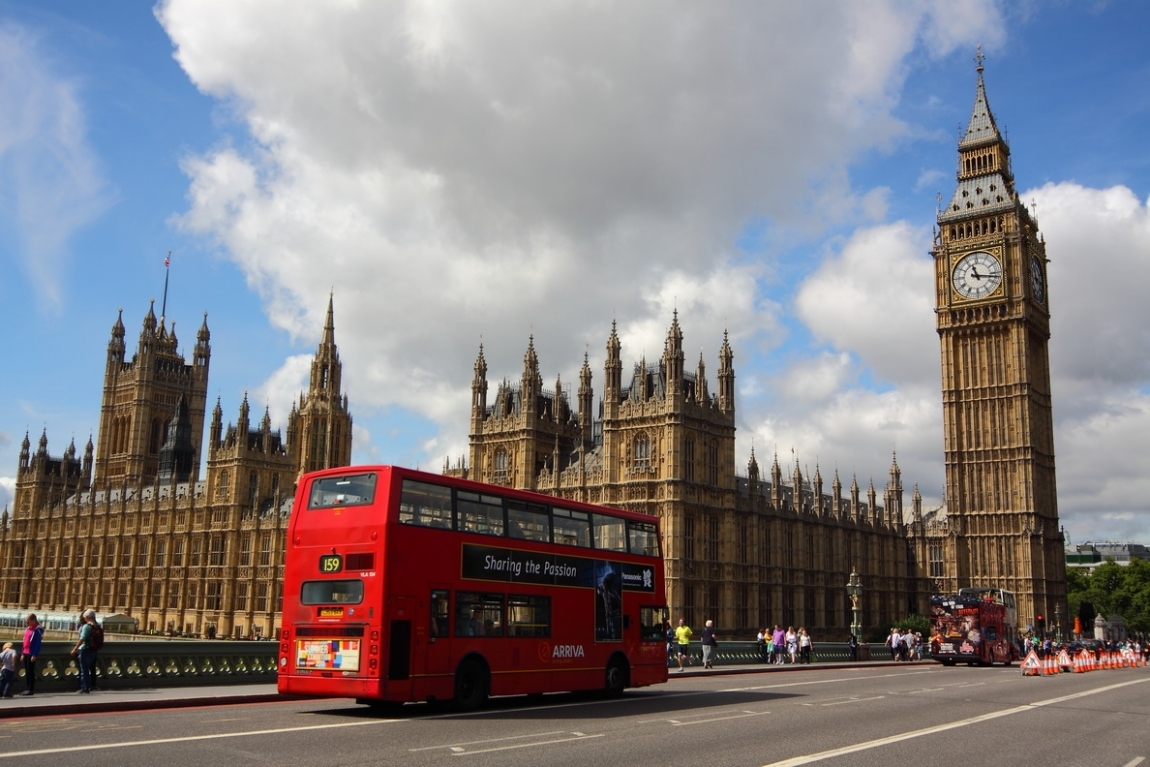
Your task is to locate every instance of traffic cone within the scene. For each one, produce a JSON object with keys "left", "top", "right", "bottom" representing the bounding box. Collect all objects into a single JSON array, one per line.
[
  {"left": 1073, "top": 652, "right": 1085, "bottom": 673},
  {"left": 1043, "top": 656, "right": 1055, "bottom": 675}
]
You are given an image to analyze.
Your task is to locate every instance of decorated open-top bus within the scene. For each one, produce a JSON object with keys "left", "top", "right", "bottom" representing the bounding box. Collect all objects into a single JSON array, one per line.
[{"left": 278, "top": 465, "right": 669, "bottom": 710}]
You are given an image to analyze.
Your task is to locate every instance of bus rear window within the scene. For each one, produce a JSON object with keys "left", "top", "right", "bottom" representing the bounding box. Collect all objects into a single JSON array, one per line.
[
  {"left": 301, "top": 580, "right": 364, "bottom": 605},
  {"left": 307, "top": 474, "right": 377, "bottom": 509}
]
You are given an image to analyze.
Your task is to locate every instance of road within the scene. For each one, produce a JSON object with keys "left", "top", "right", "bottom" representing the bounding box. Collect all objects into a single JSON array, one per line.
[{"left": 2, "top": 665, "right": 1146, "bottom": 767}]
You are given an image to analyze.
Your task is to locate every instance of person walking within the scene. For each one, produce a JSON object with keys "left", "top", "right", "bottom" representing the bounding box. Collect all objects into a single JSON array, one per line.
[
  {"left": 756, "top": 628, "right": 768, "bottom": 663},
  {"left": 700, "top": 620, "right": 718, "bottom": 669},
  {"left": 0, "top": 643, "right": 16, "bottom": 698},
  {"left": 772, "top": 625, "right": 786, "bottom": 665},
  {"left": 785, "top": 626, "right": 798, "bottom": 664},
  {"left": 674, "top": 618, "right": 693, "bottom": 672},
  {"left": 886, "top": 628, "right": 900, "bottom": 661},
  {"left": 70, "top": 610, "right": 98, "bottom": 693},
  {"left": 18, "top": 614, "right": 42, "bottom": 697},
  {"left": 799, "top": 628, "right": 812, "bottom": 664},
  {"left": 847, "top": 633, "right": 859, "bottom": 661}
]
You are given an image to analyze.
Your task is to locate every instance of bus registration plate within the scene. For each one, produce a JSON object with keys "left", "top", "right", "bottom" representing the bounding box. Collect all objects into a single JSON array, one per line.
[{"left": 295, "top": 639, "right": 361, "bottom": 672}]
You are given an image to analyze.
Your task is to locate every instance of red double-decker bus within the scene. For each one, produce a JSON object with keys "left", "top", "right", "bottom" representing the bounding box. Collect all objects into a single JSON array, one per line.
[{"left": 278, "top": 465, "right": 669, "bottom": 710}]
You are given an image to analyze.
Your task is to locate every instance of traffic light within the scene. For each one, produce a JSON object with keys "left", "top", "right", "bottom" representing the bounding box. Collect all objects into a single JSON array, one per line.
[{"left": 1036, "top": 614, "right": 1045, "bottom": 635}]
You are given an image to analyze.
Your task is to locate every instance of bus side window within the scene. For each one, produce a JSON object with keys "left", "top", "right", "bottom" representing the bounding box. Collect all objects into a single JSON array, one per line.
[
  {"left": 506, "top": 501, "right": 550, "bottom": 542},
  {"left": 399, "top": 480, "right": 453, "bottom": 528},
  {"left": 430, "top": 589, "right": 450, "bottom": 638}
]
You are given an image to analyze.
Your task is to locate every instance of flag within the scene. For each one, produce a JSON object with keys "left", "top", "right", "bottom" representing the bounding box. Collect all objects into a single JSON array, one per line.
[{"left": 165, "top": 251, "right": 171, "bottom": 268}]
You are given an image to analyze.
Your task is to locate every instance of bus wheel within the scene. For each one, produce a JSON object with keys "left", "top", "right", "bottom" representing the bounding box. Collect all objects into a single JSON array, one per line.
[
  {"left": 604, "top": 657, "right": 629, "bottom": 697},
  {"left": 454, "top": 660, "right": 489, "bottom": 711}
]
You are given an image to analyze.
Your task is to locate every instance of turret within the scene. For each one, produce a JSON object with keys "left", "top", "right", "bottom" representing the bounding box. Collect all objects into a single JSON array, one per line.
[
  {"left": 107, "top": 308, "right": 126, "bottom": 370},
  {"left": 663, "top": 311, "right": 684, "bottom": 399},
  {"left": 718, "top": 330, "right": 734, "bottom": 416},
  {"left": 195, "top": 312, "right": 211, "bottom": 368},
  {"left": 18, "top": 432, "right": 30, "bottom": 471},
  {"left": 210, "top": 398, "right": 223, "bottom": 449},
  {"left": 604, "top": 321, "right": 622, "bottom": 416},
  {"left": 577, "top": 352, "right": 593, "bottom": 437},
  {"left": 471, "top": 344, "right": 488, "bottom": 432}
]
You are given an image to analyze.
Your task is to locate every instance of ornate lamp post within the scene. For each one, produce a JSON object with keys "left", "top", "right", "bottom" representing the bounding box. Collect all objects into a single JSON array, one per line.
[{"left": 846, "top": 570, "right": 862, "bottom": 641}]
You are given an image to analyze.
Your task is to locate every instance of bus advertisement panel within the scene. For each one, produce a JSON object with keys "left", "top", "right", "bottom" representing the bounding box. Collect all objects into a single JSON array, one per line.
[{"left": 278, "top": 466, "right": 669, "bottom": 710}]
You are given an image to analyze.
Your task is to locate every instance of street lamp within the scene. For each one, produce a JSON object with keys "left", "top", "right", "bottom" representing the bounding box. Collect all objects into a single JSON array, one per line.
[{"left": 846, "top": 570, "right": 862, "bottom": 641}]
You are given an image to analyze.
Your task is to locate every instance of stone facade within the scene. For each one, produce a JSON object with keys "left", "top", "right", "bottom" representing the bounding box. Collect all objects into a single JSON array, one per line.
[
  {"left": 447, "top": 315, "right": 933, "bottom": 638},
  {"left": 0, "top": 296, "right": 351, "bottom": 638}
]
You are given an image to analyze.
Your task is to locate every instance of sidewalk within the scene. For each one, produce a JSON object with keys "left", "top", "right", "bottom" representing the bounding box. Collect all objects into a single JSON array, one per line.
[
  {"left": 0, "top": 684, "right": 286, "bottom": 719},
  {"left": 0, "top": 659, "right": 930, "bottom": 718}
]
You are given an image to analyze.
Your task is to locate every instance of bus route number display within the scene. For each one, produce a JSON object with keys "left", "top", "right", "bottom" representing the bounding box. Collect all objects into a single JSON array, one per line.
[{"left": 319, "top": 554, "right": 343, "bottom": 574}]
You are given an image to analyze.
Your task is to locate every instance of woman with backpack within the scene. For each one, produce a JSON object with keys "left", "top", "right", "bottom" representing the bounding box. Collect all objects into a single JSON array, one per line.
[{"left": 70, "top": 610, "right": 101, "bottom": 693}]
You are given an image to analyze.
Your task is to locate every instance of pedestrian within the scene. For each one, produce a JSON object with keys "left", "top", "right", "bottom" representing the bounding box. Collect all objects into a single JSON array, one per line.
[
  {"left": 756, "top": 628, "right": 769, "bottom": 663},
  {"left": 847, "top": 633, "right": 859, "bottom": 661},
  {"left": 665, "top": 620, "right": 676, "bottom": 666},
  {"left": 70, "top": 609, "right": 98, "bottom": 693},
  {"left": 772, "top": 625, "right": 786, "bottom": 665},
  {"left": 674, "top": 618, "right": 693, "bottom": 672},
  {"left": 18, "top": 614, "right": 42, "bottom": 696},
  {"left": 799, "top": 628, "right": 812, "bottom": 664},
  {"left": 785, "top": 626, "right": 798, "bottom": 664},
  {"left": 700, "top": 620, "right": 718, "bottom": 669},
  {"left": 886, "top": 627, "right": 900, "bottom": 661},
  {"left": 0, "top": 642, "right": 16, "bottom": 698}
]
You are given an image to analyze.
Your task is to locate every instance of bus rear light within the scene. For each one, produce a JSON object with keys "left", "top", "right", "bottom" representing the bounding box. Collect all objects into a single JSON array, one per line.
[
  {"left": 370, "top": 645, "right": 378, "bottom": 655},
  {"left": 370, "top": 630, "right": 379, "bottom": 641},
  {"left": 369, "top": 658, "right": 378, "bottom": 671}
]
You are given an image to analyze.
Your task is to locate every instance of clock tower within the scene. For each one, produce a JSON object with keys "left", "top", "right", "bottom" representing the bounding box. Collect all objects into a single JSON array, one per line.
[{"left": 932, "top": 53, "right": 1065, "bottom": 630}]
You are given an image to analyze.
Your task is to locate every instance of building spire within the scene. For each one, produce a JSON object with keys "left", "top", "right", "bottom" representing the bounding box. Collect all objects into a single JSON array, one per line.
[{"left": 960, "top": 46, "right": 1002, "bottom": 150}]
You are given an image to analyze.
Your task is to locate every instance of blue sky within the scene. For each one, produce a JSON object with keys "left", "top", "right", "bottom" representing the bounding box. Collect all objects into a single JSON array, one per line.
[{"left": 1, "top": 1, "right": 1148, "bottom": 545}]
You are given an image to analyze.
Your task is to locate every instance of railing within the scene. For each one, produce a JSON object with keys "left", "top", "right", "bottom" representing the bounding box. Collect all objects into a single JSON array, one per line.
[
  {"left": 14, "top": 641, "right": 278, "bottom": 694},
  {"left": 668, "top": 641, "right": 873, "bottom": 666}
]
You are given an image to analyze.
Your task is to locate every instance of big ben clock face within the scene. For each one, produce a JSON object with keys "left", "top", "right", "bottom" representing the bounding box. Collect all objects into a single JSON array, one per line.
[
  {"left": 952, "top": 251, "right": 1003, "bottom": 299},
  {"left": 1030, "top": 255, "right": 1045, "bottom": 302}
]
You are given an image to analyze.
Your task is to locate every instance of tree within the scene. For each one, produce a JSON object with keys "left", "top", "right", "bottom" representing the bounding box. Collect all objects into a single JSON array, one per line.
[{"left": 1065, "top": 558, "right": 1150, "bottom": 635}]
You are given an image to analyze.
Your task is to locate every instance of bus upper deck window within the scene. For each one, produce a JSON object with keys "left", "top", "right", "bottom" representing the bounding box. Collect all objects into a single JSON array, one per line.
[
  {"left": 506, "top": 501, "right": 550, "bottom": 542},
  {"left": 457, "top": 491, "right": 504, "bottom": 537},
  {"left": 552, "top": 508, "right": 590, "bottom": 547},
  {"left": 593, "top": 515, "right": 627, "bottom": 552},
  {"left": 399, "top": 480, "right": 453, "bottom": 528}
]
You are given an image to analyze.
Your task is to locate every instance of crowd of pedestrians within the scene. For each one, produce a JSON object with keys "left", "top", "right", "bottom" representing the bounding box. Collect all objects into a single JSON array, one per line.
[{"left": 1, "top": 611, "right": 103, "bottom": 700}]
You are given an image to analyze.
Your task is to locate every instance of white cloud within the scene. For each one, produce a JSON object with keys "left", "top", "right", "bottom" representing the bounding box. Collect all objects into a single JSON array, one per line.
[
  {"left": 158, "top": 1, "right": 999, "bottom": 439},
  {"left": 0, "top": 21, "right": 110, "bottom": 307},
  {"left": 0, "top": 475, "right": 12, "bottom": 515}
]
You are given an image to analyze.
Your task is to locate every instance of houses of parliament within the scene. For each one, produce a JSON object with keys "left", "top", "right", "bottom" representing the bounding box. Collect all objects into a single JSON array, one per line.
[{"left": 0, "top": 60, "right": 1065, "bottom": 639}]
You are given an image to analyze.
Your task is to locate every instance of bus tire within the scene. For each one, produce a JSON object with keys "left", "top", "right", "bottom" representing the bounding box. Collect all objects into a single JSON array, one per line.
[
  {"left": 453, "top": 659, "right": 489, "bottom": 711},
  {"left": 604, "top": 656, "right": 629, "bottom": 697}
]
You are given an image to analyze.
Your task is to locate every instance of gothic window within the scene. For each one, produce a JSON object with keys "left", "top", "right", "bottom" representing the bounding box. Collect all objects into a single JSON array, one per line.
[
  {"left": 929, "top": 543, "right": 944, "bottom": 579},
  {"left": 738, "top": 518, "right": 749, "bottom": 564},
  {"left": 634, "top": 433, "right": 651, "bottom": 469},
  {"left": 150, "top": 583, "right": 163, "bottom": 609},
  {"left": 494, "top": 448, "right": 509, "bottom": 481},
  {"left": 684, "top": 439, "right": 695, "bottom": 482},
  {"left": 172, "top": 540, "right": 185, "bottom": 567},
  {"left": 271, "top": 474, "right": 280, "bottom": 497},
  {"left": 806, "top": 528, "right": 816, "bottom": 570},
  {"left": 706, "top": 441, "right": 719, "bottom": 485},
  {"left": 47, "top": 543, "right": 58, "bottom": 569},
  {"left": 259, "top": 533, "right": 273, "bottom": 566},
  {"left": 248, "top": 472, "right": 259, "bottom": 504},
  {"left": 137, "top": 540, "right": 149, "bottom": 567},
  {"left": 209, "top": 535, "right": 226, "bottom": 566},
  {"left": 736, "top": 584, "right": 749, "bottom": 631},
  {"left": 33, "top": 545, "right": 43, "bottom": 569},
  {"left": 683, "top": 514, "right": 696, "bottom": 560},
  {"left": 167, "top": 581, "right": 181, "bottom": 610},
  {"left": 120, "top": 541, "right": 133, "bottom": 567},
  {"left": 155, "top": 540, "right": 166, "bottom": 567},
  {"left": 217, "top": 471, "right": 230, "bottom": 499},
  {"left": 706, "top": 516, "right": 720, "bottom": 561},
  {"left": 205, "top": 582, "right": 222, "bottom": 611},
  {"left": 240, "top": 534, "right": 252, "bottom": 566},
  {"left": 255, "top": 582, "right": 269, "bottom": 612},
  {"left": 191, "top": 538, "right": 202, "bottom": 567},
  {"left": 133, "top": 582, "right": 146, "bottom": 608},
  {"left": 235, "top": 583, "right": 249, "bottom": 611}
]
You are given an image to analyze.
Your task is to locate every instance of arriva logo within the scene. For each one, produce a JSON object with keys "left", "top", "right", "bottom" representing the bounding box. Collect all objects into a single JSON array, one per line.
[{"left": 551, "top": 644, "right": 585, "bottom": 659}]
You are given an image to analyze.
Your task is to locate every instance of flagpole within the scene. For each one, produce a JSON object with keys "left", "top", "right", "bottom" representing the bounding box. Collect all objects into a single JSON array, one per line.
[{"left": 161, "top": 251, "right": 171, "bottom": 321}]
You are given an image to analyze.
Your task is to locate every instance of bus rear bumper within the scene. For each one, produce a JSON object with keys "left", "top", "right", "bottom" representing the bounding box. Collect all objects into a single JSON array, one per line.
[{"left": 278, "top": 673, "right": 381, "bottom": 699}]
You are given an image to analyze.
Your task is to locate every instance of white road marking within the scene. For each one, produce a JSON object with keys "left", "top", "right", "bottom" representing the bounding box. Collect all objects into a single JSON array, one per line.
[
  {"left": 723, "top": 669, "right": 938, "bottom": 693},
  {"left": 761, "top": 677, "right": 1150, "bottom": 767},
  {"left": 0, "top": 718, "right": 393, "bottom": 759},
  {"left": 409, "top": 731, "right": 570, "bottom": 752},
  {"left": 1121, "top": 758, "right": 1144, "bottom": 767},
  {"left": 821, "top": 696, "right": 883, "bottom": 707},
  {"left": 444, "top": 732, "right": 604, "bottom": 756},
  {"left": 669, "top": 710, "right": 769, "bottom": 725}
]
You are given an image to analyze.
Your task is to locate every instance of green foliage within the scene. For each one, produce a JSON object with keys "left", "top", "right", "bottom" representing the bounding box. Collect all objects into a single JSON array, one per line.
[
  {"left": 1065, "top": 559, "right": 1150, "bottom": 634},
  {"left": 897, "top": 614, "right": 930, "bottom": 636}
]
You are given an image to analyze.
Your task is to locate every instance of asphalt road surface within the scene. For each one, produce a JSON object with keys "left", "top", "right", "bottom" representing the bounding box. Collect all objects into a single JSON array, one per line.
[{"left": 2, "top": 665, "right": 1146, "bottom": 767}]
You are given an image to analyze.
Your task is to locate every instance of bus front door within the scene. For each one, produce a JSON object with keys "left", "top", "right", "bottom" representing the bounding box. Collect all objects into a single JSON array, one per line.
[{"left": 414, "top": 587, "right": 454, "bottom": 703}]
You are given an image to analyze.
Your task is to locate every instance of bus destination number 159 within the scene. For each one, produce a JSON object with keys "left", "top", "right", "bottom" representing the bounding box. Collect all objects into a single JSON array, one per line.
[{"left": 319, "top": 554, "right": 343, "bottom": 573}]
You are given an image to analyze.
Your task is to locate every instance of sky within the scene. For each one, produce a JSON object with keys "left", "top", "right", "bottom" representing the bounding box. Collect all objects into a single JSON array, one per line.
[{"left": 1, "top": 1, "right": 1148, "bottom": 547}]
